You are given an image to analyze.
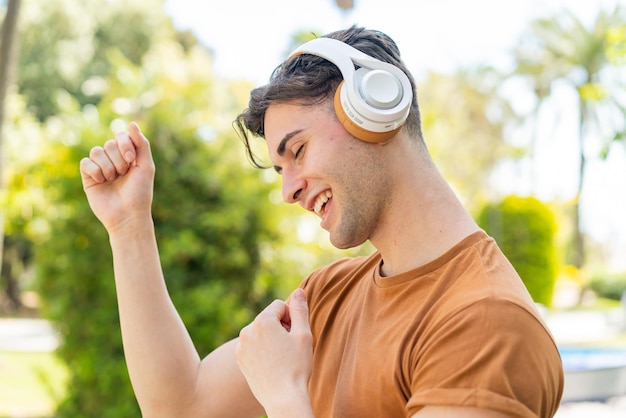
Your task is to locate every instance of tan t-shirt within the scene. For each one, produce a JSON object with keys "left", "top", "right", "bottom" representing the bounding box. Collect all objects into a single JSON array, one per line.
[{"left": 301, "top": 231, "right": 563, "bottom": 418}]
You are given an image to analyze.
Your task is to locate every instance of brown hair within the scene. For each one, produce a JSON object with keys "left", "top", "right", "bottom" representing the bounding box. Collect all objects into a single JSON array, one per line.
[{"left": 234, "top": 25, "right": 423, "bottom": 168}]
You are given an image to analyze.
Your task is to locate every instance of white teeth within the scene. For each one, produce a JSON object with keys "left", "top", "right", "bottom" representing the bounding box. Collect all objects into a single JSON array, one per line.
[{"left": 314, "top": 191, "right": 332, "bottom": 215}]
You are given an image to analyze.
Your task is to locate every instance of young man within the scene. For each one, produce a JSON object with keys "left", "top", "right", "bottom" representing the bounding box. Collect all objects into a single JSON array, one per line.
[{"left": 80, "top": 26, "right": 563, "bottom": 417}]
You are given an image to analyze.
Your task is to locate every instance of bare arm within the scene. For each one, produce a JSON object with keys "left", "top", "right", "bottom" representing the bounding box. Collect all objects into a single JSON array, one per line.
[{"left": 80, "top": 123, "right": 263, "bottom": 417}]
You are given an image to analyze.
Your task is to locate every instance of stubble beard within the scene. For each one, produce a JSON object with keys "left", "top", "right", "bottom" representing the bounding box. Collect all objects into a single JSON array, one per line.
[
  {"left": 327, "top": 167, "right": 391, "bottom": 250},
  {"left": 329, "top": 203, "right": 370, "bottom": 249}
]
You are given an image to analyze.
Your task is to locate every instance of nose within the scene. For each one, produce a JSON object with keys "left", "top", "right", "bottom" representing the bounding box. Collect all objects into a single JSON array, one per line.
[{"left": 282, "top": 168, "right": 306, "bottom": 204}]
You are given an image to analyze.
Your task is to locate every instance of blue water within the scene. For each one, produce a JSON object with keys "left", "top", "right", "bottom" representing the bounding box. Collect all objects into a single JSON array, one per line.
[{"left": 560, "top": 347, "right": 626, "bottom": 372}]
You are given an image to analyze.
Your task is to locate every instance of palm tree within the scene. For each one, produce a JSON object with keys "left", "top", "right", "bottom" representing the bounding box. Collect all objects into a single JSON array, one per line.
[
  {"left": 512, "top": 6, "right": 626, "bottom": 270},
  {"left": 0, "top": 0, "right": 21, "bottom": 170},
  {"left": 0, "top": 0, "right": 22, "bottom": 308}
]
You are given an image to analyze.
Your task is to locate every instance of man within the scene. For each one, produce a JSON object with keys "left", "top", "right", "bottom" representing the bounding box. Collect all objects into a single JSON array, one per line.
[{"left": 80, "top": 26, "right": 563, "bottom": 417}]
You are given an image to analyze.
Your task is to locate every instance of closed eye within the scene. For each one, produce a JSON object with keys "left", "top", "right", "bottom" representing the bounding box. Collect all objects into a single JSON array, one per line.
[
  {"left": 295, "top": 144, "right": 304, "bottom": 159},
  {"left": 273, "top": 141, "right": 305, "bottom": 175}
]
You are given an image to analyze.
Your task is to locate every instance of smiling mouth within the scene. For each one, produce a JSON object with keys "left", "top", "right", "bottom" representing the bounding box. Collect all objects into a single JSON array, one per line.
[{"left": 314, "top": 190, "right": 332, "bottom": 216}]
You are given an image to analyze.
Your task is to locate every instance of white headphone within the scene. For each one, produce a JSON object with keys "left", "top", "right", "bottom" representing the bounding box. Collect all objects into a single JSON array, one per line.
[{"left": 290, "top": 37, "right": 412, "bottom": 143}]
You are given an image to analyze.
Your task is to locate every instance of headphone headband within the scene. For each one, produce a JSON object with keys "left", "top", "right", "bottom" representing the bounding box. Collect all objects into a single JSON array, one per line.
[{"left": 290, "top": 37, "right": 411, "bottom": 143}]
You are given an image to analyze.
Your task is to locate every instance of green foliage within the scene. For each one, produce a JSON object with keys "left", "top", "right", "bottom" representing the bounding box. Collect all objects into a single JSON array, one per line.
[
  {"left": 7, "top": 4, "right": 281, "bottom": 416},
  {"left": 31, "top": 125, "right": 137, "bottom": 416},
  {"left": 418, "top": 69, "right": 517, "bottom": 209},
  {"left": 589, "top": 272, "right": 626, "bottom": 301},
  {"left": 477, "top": 195, "right": 558, "bottom": 306},
  {"left": 17, "top": 0, "right": 174, "bottom": 120},
  {"left": 5, "top": 2, "right": 313, "bottom": 413},
  {"left": 512, "top": 5, "right": 626, "bottom": 269},
  {"left": 145, "top": 116, "right": 279, "bottom": 352},
  {"left": 9, "top": 2, "right": 621, "bottom": 416},
  {"left": 31, "top": 98, "right": 278, "bottom": 416}
]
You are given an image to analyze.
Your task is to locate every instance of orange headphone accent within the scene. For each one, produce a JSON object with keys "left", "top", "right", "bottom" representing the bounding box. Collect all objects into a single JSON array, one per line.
[{"left": 333, "top": 81, "right": 402, "bottom": 143}]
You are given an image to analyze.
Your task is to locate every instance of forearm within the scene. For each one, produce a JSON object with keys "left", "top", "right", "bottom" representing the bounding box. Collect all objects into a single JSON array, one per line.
[{"left": 108, "top": 216, "right": 200, "bottom": 414}]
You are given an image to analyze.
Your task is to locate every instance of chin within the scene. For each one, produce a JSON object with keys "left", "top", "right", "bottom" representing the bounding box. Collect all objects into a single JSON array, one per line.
[{"left": 329, "top": 234, "right": 368, "bottom": 250}]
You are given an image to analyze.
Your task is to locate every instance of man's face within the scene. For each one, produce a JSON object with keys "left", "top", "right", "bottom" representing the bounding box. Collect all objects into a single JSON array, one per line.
[{"left": 264, "top": 102, "right": 392, "bottom": 249}]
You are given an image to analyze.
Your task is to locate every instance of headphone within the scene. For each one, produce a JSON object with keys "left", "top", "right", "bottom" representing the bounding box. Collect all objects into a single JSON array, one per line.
[{"left": 290, "top": 37, "right": 412, "bottom": 143}]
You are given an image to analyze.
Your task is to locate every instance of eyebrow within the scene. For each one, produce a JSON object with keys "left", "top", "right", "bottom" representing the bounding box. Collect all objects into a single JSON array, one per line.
[
  {"left": 277, "top": 129, "right": 304, "bottom": 157},
  {"left": 273, "top": 129, "right": 304, "bottom": 174}
]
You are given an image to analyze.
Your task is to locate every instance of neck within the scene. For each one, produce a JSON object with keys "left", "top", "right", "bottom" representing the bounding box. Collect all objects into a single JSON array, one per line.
[{"left": 370, "top": 145, "right": 480, "bottom": 277}]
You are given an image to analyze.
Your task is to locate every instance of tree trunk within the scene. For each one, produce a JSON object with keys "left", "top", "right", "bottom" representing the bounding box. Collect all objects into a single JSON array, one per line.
[
  {"left": 0, "top": 0, "right": 22, "bottom": 159},
  {"left": 572, "top": 91, "right": 586, "bottom": 270},
  {"left": 0, "top": 0, "right": 23, "bottom": 307}
]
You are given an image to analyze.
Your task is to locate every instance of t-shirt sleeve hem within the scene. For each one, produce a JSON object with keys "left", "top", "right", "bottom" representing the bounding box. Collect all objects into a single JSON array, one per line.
[{"left": 407, "top": 388, "right": 539, "bottom": 418}]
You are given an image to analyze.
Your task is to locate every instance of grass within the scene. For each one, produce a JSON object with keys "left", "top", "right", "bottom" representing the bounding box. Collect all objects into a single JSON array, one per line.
[{"left": 0, "top": 351, "right": 68, "bottom": 418}]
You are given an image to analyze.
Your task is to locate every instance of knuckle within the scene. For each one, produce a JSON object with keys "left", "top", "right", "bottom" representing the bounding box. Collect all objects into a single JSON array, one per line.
[
  {"left": 103, "top": 139, "right": 118, "bottom": 152},
  {"left": 238, "top": 324, "right": 251, "bottom": 341},
  {"left": 253, "top": 315, "right": 272, "bottom": 330},
  {"left": 89, "top": 146, "right": 104, "bottom": 159}
]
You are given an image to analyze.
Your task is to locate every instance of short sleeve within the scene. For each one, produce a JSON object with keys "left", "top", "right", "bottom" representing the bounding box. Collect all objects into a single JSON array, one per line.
[{"left": 406, "top": 299, "right": 563, "bottom": 418}]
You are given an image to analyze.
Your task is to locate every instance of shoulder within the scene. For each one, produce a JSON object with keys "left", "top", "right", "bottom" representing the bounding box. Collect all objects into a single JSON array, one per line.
[
  {"left": 439, "top": 232, "right": 538, "bottom": 315},
  {"left": 432, "top": 298, "right": 553, "bottom": 347},
  {"left": 300, "top": 252, "right": 381, "bottom": 295},
  {"left": 410, "top": 298, "right": 563, "bottom": 417}
]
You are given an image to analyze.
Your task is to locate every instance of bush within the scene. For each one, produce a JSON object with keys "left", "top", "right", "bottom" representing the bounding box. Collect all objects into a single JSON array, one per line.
[
  {"left": 33, "top": 113, "right": 279, "bottom": 416},
  {"left": 477, "top": 195, "right": 558, "bottom": 306},
  {"left": 588, "top": 273, "right": 626, "bottom": 301},
  {"left": 12, "top": 3, "right": 287, "bottom": 416}
]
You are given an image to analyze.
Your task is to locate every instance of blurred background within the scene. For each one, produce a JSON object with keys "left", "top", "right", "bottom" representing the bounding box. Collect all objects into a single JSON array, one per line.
[{"left": 0, "top": 0, "right": 625, "bottom": 416}]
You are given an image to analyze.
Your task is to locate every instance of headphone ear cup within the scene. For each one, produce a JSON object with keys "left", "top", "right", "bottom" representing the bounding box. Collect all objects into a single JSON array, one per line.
[
  {"left": 290, "top": 38, "right": 411, "bottom": 142},
  {"left": 356, "top": 68, "right": 403, "bottom": 109},
  {"left": 333, "top": 80, "right": 402, "bottom": 144}
]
